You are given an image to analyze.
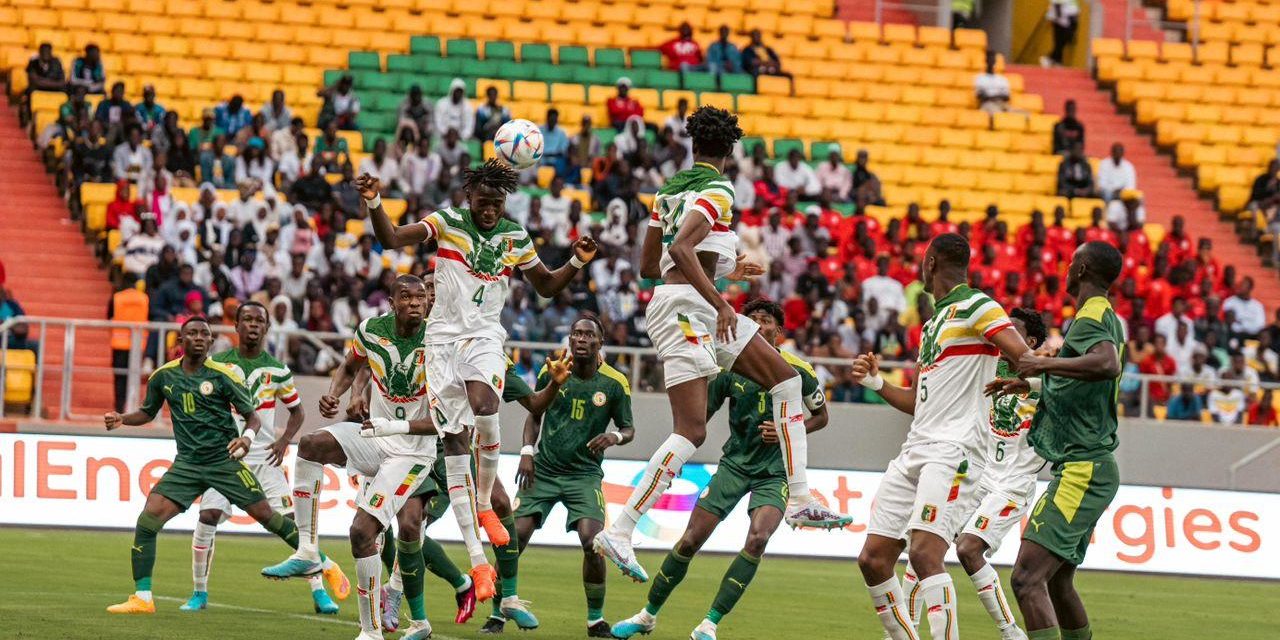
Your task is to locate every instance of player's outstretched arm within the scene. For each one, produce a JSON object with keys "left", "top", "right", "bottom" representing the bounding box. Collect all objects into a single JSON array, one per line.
[
  {"left": 639, "top": 222, "right": 663, "bottom": 280},
  {"left": 1019, "top": 341, "right": 1120, "bottom": 381},
  {"left": 516, "top": 412, "right": 542, "bottom": 489},
  {"left": 319, "top": 348, "right": 364, "bottom": 419},
  {"left": 358, "top": 173, "right": 428, "bottom": 249},
  {"left": 851, "top": 352, "right": 917, "bottom": 415},
  {"left": 989, "top": 325, "right": 1032, "bottom": 366},
  {"left": 524, "top": 236, "right": 598, "bottom": 298},
  {"left": 519, "top": 353, "right": 572, "bottom": 416},
  {"left": 103, "top": 409, "right": 153, "bottom": 430}
]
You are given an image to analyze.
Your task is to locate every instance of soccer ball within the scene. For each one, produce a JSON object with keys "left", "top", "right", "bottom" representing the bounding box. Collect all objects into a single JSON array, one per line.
[{"left": 494, "top": 119, "right": 544, "bottom": 170}]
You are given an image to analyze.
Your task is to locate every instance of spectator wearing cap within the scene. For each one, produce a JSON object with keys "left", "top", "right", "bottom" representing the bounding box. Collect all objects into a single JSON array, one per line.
[
  {"left": 659, "top": 22, "right": 705, "bottom": 71},
  {"left": 70, "top": 43, "right": 105, "bottom": 95},
  {"left": 474, "top": 85, "right": 510, "bottom": 142},
  {"left": 606, "top": 77, "right": 644, "bottom": 130},
  {"left": 706, "top": 25, "right": 743, "bottom": 75},
  {"left": 774, "top": 148, "right": 821, "bottom": 198},
  {"left": 974, "top": 51, "right": 1011, "bottom": 113},
  {"left": 215, "top": 95, "right": 253, "bottom": 137},
  {"left": 434, "top": 78, "right": 474, "bottom": 140},
  {"left": 261, "top": 89, "right": 292, "bottom": 132},
  {"left": 318, "top": 75, "right": 361, "bottom": 131},
  {"left": 189, "top": 107, "right": 223, "bottom": 157},
  {"left": 135, "top": 85, "right": 165, "bottom": 135},
  {"left": 396, "top": 84, "right": 433, "bottom": 141}
]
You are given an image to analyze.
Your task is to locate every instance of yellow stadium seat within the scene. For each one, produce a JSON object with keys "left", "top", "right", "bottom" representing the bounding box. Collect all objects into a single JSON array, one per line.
[
  {"left": 737, "top": 94, "right": 773, "bottom": 115},
  {"left": 1092, "top": 38, "right": 1124, "bottom": 59},
  {"left": 919, "top": 108, "right": 956, "bottom": 127},
  {"left": 4, "top": 349, "right": 35, "bottom": 406},
  {"left": 1197, "top": 41, "right": 1230, "bottom": 65},
  {"left": 992, "top": 112, "right": 1028, "bottom": 132},
  {"left": 904, "top": 127, "right": 940, "bottom": 147},
  {"left": 512, "top": 80, "right": 546, "bottom": 102},
  {"left": 848, "top": 21, "right": 880, "bottom": 43},
  {"left": 549, "top": 83, "right": 585, "bottom": 104},
  {"left": 939, "top": 129, "right": 974, "bottom": 148},
  {"left": 885, "top": 105, "right": 922, "bottom": 125},
  {"left": 953, "top": 28, "right": 987, "bottom": 50},
  {"left": 954, "top": 110, "right": 990, "bottom": 130},
  {"left": 812, "top": 18, "right": 846, "bottom": 40},
  {"left": 1070, "top": 198, "right": 1105, "bottom": 219},
  {"left": 756, "top": 75, "right": 791, "bottom": 96},
  {"left": 882, "top": 23, "right": 915, "bottom": 45},
  {"left": 846, "top": 102, "right": 884, "bottom": 122}
]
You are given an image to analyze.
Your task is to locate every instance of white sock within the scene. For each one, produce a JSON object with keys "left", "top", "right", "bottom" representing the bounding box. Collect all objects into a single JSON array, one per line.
[
  {"left": 135, "top": 590, "right": 153, "bottom": 602},
  {"left": 322, "top": 556, "right": 336, "bottom": 571},
  {"left": 446, "top": 454, "right": 488, "bottom": 566},
  {"left": 770, "top": 375, "right": 809, "bottom": 502},
  {"left": 612, "top": 434, "right": 697, "bottom": 537},
  {"left": 292, "top": 457, "right": 324, "bottom": 561},
  {"left": 389, "top": 562, "right": 404, "bottom": 592},
  {"left": 192, "top": 521, "right": 217, "bottom": 592},
  {"left": 867, "top": 576, "right": 919, "bottom": 640},
  {"left": 920, "top": 573, "right": 959, "bottom": 640},
  {"left": 970, "top": 563, "right": 1017, "bottom": 630},
  {"left": 355, "top": 554, "right": 383, "bottom": 634},
  {"left": 307, "top": 574, "right": 325, "bottom": 592},
  {"left": 903, "top": 563, "right": 923, "bottom": 627},
  {"left": 473, "top": 413, "right": 501, "bottom": 512}
]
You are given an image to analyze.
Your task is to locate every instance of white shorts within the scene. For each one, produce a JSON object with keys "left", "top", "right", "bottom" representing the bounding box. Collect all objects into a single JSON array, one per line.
[
  {"left": 867, "top": 442, "right": 983, "bottom": 542},
  {"left": 646, "top": 284, "right": 759, "bottom": 388},
  {"left": 200, "top": 461, "right": 292, "bottom": 519},
  {"left": 955, "top": 487, "right": 1030, "bottom": 555},
  {"left": 426, "top": 337, "right": 507, "bottom": 434},
  {"left": 323, "top": 422, "right": 434, "bottom": 528}
]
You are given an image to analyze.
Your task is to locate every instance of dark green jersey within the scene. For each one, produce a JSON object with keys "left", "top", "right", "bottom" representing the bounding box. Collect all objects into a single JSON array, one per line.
[
  {"left": 140, "top": 357, "right": 256, "bottom": 465},
  {"left": 707, "top": 351, "right": 824, "bottom": 478},
  {"left": 1030, "top": 296, "right": 1126, "bottom": 463},
  {"left": 532, "top": 363, "right": 633, "bottom": 478}
]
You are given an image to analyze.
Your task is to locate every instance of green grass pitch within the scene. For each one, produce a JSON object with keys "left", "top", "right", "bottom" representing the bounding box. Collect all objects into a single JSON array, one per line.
[{"left": 3, "top": 526, "right": 1276, "bottom": 639}]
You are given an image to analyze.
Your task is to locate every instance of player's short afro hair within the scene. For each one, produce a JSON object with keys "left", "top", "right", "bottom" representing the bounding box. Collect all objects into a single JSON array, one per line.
[
  {"left": 1010, "top": 307, "right": 1047, "bottom": 347},
  {"left": 687, "top": 106, "right": 743, "bottom": 158},
  {"left": 391, "top": 273, "right": 425, "bottom": 293},
  {"left": 236, "top": 300, "right": 268, "bottom": 322},
  {"left": 1078, "top": 241, "right": 1123, "bottom": 288},
  {"left": 573, "top": 311, "right": 607, "bottom": 337},
  {"left": 929, "top": 233, "right": 971, "bottom": 272},
  {"left": 463, "top": 158, "right": 520, "bottom": 196},
  {"left": 743, "top": 297, "right": 784, "bottom": 326}
]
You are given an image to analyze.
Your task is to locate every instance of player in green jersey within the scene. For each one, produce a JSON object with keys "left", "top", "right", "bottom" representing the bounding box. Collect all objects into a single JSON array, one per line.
[
  {"left": 500, "top": 315, "right": 635, "bottom": 638},
  {"left": 612, "top": 299, "right": 828, "bottom": 640},
  {"left": 104, "top": 317, "right": 307, "bottom": 615},
  {"left": 996, "top": 241, "right": 1125, "bottom": 640},
  {"left": 181, "top": 301, "right": 348, "bottom": 615}
]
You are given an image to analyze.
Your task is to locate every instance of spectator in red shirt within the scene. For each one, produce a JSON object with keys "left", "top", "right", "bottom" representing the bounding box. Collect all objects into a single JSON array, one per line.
[
  {"left": 1140, "top": 333, "right": 1179, "bottom": 407},
  {"left": 1016, "top": 209, "right": 1046, "bottom": 252},
  {"left": 753, "top": 165, "right": 788, "bottom": 210},
  {"left": 606, "top": 78, "right": 644, "bottom": 130},
  {"left": 929, "top": 199, "right": 958, "bottom": 237},
  {"left": 1036, "top": 275, "right": 1067, "bottom": 322},
  {"left": 658, "top": 22, "right": 705, "bottom": 71},
  {"left": 1246, "top": 389, "right": 1279, "bottom": 427},
  {"left": 973, "top": 244, "right": 1005, "bottom": 292},
  {"left": 1124, "top": 208, "right": 1151, "bottom": 265},
  {"left": 971, "top": 205, "right": 1000, "bottom": 247},
  {"left": 1046, "top": 206, "right": 1075, "bottom": 261},
  {"left": 814, "top": 191, "right": 844, "bottom": 234},
  {"left": 1082, "top": 207, "right": 1118, "bottom": 247},
  {"left": 105, "top": 179, "right": 140, "bottom": 231},
  {"left": 1193, "top": 237, "right": 1221, "bottom": 287},
  {"left": 1161, "top": 215, "right": 1194, "bottom": 267},
  {"left": 891, "top": 244, "right": 920, "bottom": 286}
]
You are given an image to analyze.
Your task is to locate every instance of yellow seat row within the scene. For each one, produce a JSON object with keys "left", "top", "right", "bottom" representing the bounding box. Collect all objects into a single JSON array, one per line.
[{"left": 1092, "top": 38, "right": 1268, "bottom": 68}]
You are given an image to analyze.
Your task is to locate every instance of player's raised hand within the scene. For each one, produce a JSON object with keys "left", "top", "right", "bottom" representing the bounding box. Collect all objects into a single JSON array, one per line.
[
  {"left": 516, "top": 452, "right": 536, "bottom": 489},
  {"left": 546, "top": 351, "right": 573, "bottom": 384},
  {"left": 318, "top": 394, "right": 341, "bottom": 419},
  {"left": 849, "top": 352, "right": 880, "bottom": 383},
  {"left": 985, "top": 378, "right": 1031, "bottom": 397},
  {"left": 572, "top": 236, "right": 598, "bottom": 264},
  {"left": 758, "top": 420, "right": 779, "bottom": 444},
  {"left": 228, "top": 436, "right": 252, "bottom": 460},
  {"left": 266, "top": 437, "right": 290, "bottom": 466},
  {"left": 726, "top": 255, "right": 766, "bottom": 281},
  {"left": 354, "top": 173, "right": 381, "bottom": 201},
  {"left": 716, "top": 303, "right": 737, "bottom": 343},
  {"left": 104, "top": 411, "right": 123, "bottom": 431},
  {"left": 587, "top": 433, "right": 619, "bottom": 455}
]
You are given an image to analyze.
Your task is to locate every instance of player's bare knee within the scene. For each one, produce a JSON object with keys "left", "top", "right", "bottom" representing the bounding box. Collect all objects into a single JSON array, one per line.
[
  {"left": 857, "top": 545, "right": 893, "bottom": 581},
  {"left": 349, "top": 517, "right": 381, "bottom": 555},
  {"left": 906, "top": 546, "right": 944, "bottom": 577},
  {"left": 743, "top": 530, "right": 770, "bottom": 557},
  {"left": 955, "top": 536, "right": 988, "bottom": 574},
  {"left": 297, "top": 432, "right": 323, "bottom": 459},
  {"left": 197, "top": 510, "right": 222, "bottom": 526},
  {"left": 1010, "top": 564, "right": 1042, "bottom": 599}
]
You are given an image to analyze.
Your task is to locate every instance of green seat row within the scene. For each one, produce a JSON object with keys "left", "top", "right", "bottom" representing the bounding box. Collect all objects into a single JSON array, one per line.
[
  {"left": 349, "top": 61, "right": 754, "bottom": 96},
  {"left": 401, "top": 38, "right": 663, "bottom": 69}
]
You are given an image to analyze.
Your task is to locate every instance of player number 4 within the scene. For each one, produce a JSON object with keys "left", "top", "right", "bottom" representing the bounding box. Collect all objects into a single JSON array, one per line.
[{"left": 472, "top": 285, "right": 485, "bottom": 306}]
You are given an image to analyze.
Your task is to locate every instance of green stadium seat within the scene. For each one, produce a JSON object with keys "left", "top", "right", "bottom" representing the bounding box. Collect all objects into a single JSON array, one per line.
[
  {"left": 831, "top": 202, "right": 855, "bottom": 216},
  {"left": 740, "top": 136, "right": 766, "bottom": 155},
  {"left": 630, "top": 50, "right": 662, "bottom": 70},
  {"left": 645, "top": 70, "right": 680, "bottom": 90},
  {"left": 465, "top": 139, "right": 482, "bottom": 161},
  {"left": 371, "top": 92, "right": 402, "bottom": 112},
  {"left": 559, "top": 46, "right": 589, "bottom": 67},
  {"left": 386, "top": 55, "right": 423, "bottom": 74},
  {"left": 521, "top": 43, "right": 553, "bottom": 64},
  {"left": 323, "top": 69, "right": 344, "bottom": 87},
  {"left": 584, "top": 66, "right": 626, "bottom": 86},
  {"left": 484, "top": 41, "right": 516, "bottom": 62},
  {"left": 773, "top": 138, "right": 804, "bottom": 158},
  {"left": 719, "top": 73, "right": 754, "bottom": 94},
  {"left": 682, "top": 72, "right": 716, "bottom": 92},
  {"left": 446, "top": 38, "right": 479, "bottom": 59},
  {"left": 410, "top": 35, "right": 441, "bottom": 56},
  {"left": 360, "top": 114, "right": 395, "bottom": 142},
  {"left": 397, "top": 74, "right": 425, "bottom": 93},
  {"left": 348, "top": 51, "right": 380, "bottom": 71},
  {"left": 595, "top": 127, "right": 617, "bottom": 148},
  {"left": 810, "top": 141, "right": 841, "bottom": 160},
  {"left": 495, "top": 62, "right": 533, "bottom": 81},
  {"left": 366, "top": 74, "right": 398, "bottom": 92},
  {"left": 595, "top": 48, "right": 626, "bottom": 68},
  {"left": 533, "top": 64, "right": 575, "bottom": 84},
  {"left": 423, "top": 57, "right": 463, "bottom": 76},
  {"left": 461, "top": 59, "right": 501, "bottom": 79}
]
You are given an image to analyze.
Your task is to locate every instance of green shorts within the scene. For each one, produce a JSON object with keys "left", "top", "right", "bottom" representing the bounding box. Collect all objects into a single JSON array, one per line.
[
  {"left": 1023, "top": 454, "right": 1120, "bottom": 566},
  {"left": 514, "top": 473, "right": 605, "bottom": 531},
  {"left": 154, "top": 458, "right": 266, "bottom": 511},
  {"left": 695, "top": 464, "right": 788, "bottom": 520}
]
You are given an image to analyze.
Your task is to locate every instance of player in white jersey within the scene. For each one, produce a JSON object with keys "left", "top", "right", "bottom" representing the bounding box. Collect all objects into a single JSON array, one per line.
[
  {"left": 593, "top": 106, "right": 850, "bottom": 584},
  {"left": 897, "top": 308, "right": 1048, "bottom": 640},
  {"left": 180, "top": 301, "right": 348, "bottom": 615},
  {"left": 262, "top": 274, "right": 438, "bottom": 640},
  {"left": 852, "top": 234, "right": 1033, "bottom": 640},
  {"left": 361, "top": 163, "right": 595, "bottom": 583}
]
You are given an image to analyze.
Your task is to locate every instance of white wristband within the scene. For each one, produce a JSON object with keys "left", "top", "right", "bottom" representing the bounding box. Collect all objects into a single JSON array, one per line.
[
  {"left": 241, "top": 428, "right": 257, "bottom": 441},
  {"left": 611, "top": 431, "right": 623, "bottom": 444},
  {"left": 570, "top": 255, "right": 587, "bottom": 269},
  {"left": 859, "top": 373, "right": 885, "bottom": 391},
  {"left": 520, "top": 445, "right": 536, "bottom": 457},
  {"left": 364, "top": 193, "right": 382, "bottom": 210},
  {"left": 1027, "top": 377, "right": 1042, "bottom": 393}
]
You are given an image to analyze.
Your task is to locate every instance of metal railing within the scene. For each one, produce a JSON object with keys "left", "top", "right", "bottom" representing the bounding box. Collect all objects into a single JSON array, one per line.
[{"left": 1125, "top": 0, "right": 1200, "bottom": 49}]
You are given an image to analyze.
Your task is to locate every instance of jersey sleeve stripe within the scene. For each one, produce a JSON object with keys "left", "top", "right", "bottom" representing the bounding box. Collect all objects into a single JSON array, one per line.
[
  {"left": 934, "top": 343, "right": 999, "bottom": 363},
  {"left": 982, "top": 320, "right": 1015, "bottom": 340},
  {"left": 691, "top": 197, "right": 719, "bottom": 224}
]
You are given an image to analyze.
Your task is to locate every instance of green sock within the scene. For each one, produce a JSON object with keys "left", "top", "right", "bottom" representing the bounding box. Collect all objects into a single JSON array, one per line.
[
  {"left": 422, "top": 536, "right": 468, "bottom": 590},
  {"left": 1029, "top": 628, "right": 1061, "bottom": 640},
  {"left": 1062, "top": 625, "right": 1091, "bottom": 640},
  {"left": 397, "top": 538, "right": 427, "bottom": 621},
  {"left": 708, "top": 551, "right": 759, "bottom": 623},
  {"left": 491, "top": 576, "right": 504, "bottom": 617},
  {"left": 644, "top": 549, "right": 693, "bottom": 615},
  {"left": 493, "top": 513, "right": 520, "bottom": 597},
  {"left": 131, "top": 512, "right": 163, "bottom": 591},
  {"left": 584, "top": 582, "right": 606, "bottom": 622},
  {"left": 263, "top": 512, "right": 300, "bottom": 549},
  {"left": 381, "top": 528, "right": 397, "bottom": 575}
]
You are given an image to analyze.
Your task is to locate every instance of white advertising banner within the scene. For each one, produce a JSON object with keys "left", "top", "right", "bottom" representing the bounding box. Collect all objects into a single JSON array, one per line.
[{"left": 0, "top": 433, "right": 1272, "bottom": 579}]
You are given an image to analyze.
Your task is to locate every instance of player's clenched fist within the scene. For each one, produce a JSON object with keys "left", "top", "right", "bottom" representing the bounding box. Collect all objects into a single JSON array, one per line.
[
  {"left": 572, "top": 236, "right": 598, "bottom": 264},
  {"left": 104, "top": 411, "right": 123, "bottom": 431},
  {"left": 849, "top": 352, "right": 880, "bottom": 383},
  {"left": 354, "top": 173, "right": 381, "bottom": 201},
  {"left": 318, "top": 394, "right": 341, "bottom": 419}
]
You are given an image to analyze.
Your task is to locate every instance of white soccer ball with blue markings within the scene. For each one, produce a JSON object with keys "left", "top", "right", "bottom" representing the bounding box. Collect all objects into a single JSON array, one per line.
[{"left": 494, "top": 119, "right": 544, "bottom": 170}]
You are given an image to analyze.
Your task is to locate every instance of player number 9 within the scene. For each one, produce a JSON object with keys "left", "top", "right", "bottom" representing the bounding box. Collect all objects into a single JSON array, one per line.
[{"left": 395, "top": 406, "right": 406, "bottom": 419}]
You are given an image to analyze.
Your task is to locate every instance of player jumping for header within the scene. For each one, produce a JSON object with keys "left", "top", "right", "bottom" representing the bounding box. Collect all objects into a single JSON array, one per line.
[
  {"left": 363, "top": 162, "right": 596, "bottom": 582},
  {"left": 611, "top": 298, "right": 830, "bottom": 640},
  {"left": 104, "top": 317, "right": 308, "bottom": 615},
  {"left": 594, "top": 106, "right": 850, "bottom": 584}
]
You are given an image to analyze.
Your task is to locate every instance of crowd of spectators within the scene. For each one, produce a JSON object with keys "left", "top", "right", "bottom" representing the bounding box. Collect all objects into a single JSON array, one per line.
[{"left": 15, "top": 40, "right": 1280, "bottom": 424}]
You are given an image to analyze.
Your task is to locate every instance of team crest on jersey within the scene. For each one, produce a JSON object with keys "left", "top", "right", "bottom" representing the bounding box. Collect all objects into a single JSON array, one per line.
[
  {"left": 368, "top": 492, "right": 386, "bottom": 508},
  {"left": 467, "top": 238, "right": 508, "bottom": 280},
  {"left": 263, "top": 372, "right": 272, "bottom": 386},
  {"left": 920, "top": 504, "right": 938, "bottom": 523},
  {"left": 592, "top": 391, "right": 607, "bottom": 406},
  {"left": 199, "top": 380, "right": 214, "bottom": 395},
  {"left": 974, "top": 515, "right": 990, "bottom": 531},
  {"left": 492, "top": 374, "right": 503, "bottom": 390}
]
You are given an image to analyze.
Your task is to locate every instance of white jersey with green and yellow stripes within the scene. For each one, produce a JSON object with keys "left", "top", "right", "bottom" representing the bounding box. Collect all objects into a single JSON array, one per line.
[
  {"left": 418, "top": 207, "right": 540, "bottom": 344},
  {"left": 907, "top": 284, "right": 1013, "bottom": 461},
  {"left": 210, "top": 348, "right": 301, "bottom": 465},
  {"left": 649, "top": 162, "right": 739, "bottom": 279},
  {"left": 351, "top": 313, "right": 435, "bottom": 457}
]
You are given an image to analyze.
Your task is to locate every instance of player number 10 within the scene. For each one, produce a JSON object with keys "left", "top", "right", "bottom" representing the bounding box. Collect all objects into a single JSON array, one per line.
[{"left": 181, "top": 392, "right": 196, "bottom": 414}]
